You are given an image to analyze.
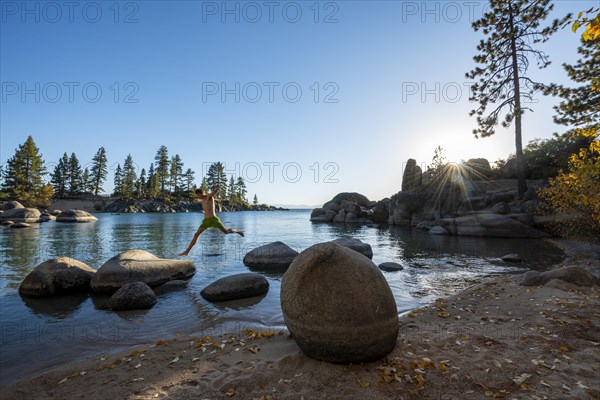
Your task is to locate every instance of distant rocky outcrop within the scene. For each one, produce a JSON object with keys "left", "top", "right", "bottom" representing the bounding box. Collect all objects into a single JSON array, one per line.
[
  {"left": 56, "top": 209, "right": 98, "bottom": 223},
  {"left": 1, "top": 208, "right": 41, "bottom": 223},
  {"left": 310, "top": 192, "right": 388, "bottom": 225},
  {"left": 103, "top": 199, "right": 288, "bottom": 214},
  {"left": 0, "top": 201, "right": 24, "bottom": 210},
  {"left": 402, "top": 159, "right": 423, "bottom": 191},
  {"left": 309, "top": 156, "right": 562, "bottom": 239}
]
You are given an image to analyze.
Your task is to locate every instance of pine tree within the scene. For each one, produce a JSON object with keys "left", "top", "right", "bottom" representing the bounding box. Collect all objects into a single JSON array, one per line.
[
  {"left": 236, "top": 176, "right": 247, "bottom": 202},
  {"left": 90, "top": 147, "right": 108, "bottom": 195},
  {"left": 206, "top": 162, "right": 227, "bottom": 200},
  {"left": 2, "top": 136, "right": 47, "bottom": 205},
  {"left": 113, "top": 163, "right": 123, "bottom": 197},
  {"left": 121, "top": 154, "right": 138, "bottom": 199},
  {"left": 154, "top": 145, "right": 170, "bottom": 193},
  {"left": 82, "top": 168, "right": 91, "bottom": 193},
  {"left": 68, "top": 153, "right": 82, "bottom": 196},
  {"left": 169, "top": 154, "right": 184, "bottom": 193},
  {"left": 466, "top": 0, "right": 569, "bottom": 197},
  {"left": 544, "top": 37, "right": 600, "bottom": 127},
  {"left": 183, "top": 168, "right": 195, "bottom": 191},
  {"left": 227, "top": 175, "right": 237, "bottom": 204},
  {"left": 253, "top": 194, "right": 258, "bottom": 206},
  {"left": 147, "top": 163, "right": 160, "bottom": 199},
  {"left": 51, "top": 153, "right": 70, "bottom": 198},
  {"left": 138, "top": 168, "right": 146, "bottom": 197},
  {"left": 200, "top": 177, "right": 209, "bottom": 192}
]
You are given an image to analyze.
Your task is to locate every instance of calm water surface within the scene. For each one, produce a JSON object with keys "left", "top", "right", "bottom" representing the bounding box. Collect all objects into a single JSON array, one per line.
[{"left": 0, "top": 210, "right": 563, "bottom": 386}]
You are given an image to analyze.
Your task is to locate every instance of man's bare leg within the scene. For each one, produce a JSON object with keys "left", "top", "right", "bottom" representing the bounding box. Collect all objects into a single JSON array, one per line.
[
  {"left": 219, "top": 227, "right": 244, "bottom": 237},
  {"left": 179, "top": 227, "right": 206, "bottom": 256}
]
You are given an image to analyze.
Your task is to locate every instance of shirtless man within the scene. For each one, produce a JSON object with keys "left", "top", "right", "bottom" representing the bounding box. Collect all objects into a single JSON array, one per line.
[{"left": 179, "top": 187, "right": 244, "bottom": 256}]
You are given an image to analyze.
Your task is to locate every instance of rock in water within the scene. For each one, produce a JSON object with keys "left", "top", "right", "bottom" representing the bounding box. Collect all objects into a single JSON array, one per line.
[
  {"left": 243, "top": 242, "right": 299, "bottom": 272},
  {"left": 379, "top": 262, "right": 404, "bottom": 272},
  {"left": 329, "top": 237, "right": 373, "bottom": 259},
  {"left": 19, "top": 257, "right": 96, "bottom": 297},
  {"left": 90, "top": 249, "right": 196, "bottom": 293},
  {"left": 104, "top": 282, "right": 157, "bottom": 310},
  {"left": 429, "top": 226, "right": 449, "bottom": 235},
  {"left": 281, "top": 243, "right": 398, "bottom": 363},
  {"left": 56, "top": 209, "right": 98, "bottom": 222},
  {"left": 10, "top": 222, "right": 31, "bottom": 228},
  {"left": 501, "top": 254, "right": 522, "bottom": 263},
  {"left": 201, "top": 273, "right": 269, "bottom": 301},
  {"left": 1, "top": 208, "right": 40, "bottom": 223}
]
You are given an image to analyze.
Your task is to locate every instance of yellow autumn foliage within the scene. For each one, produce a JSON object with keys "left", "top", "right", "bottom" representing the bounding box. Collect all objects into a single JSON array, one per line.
[
  {"left": 539, "top": 126, "right": 600, "bottom": 239},
  {"left": 572, "top": 9, "right": 600, "bottom": 41}
]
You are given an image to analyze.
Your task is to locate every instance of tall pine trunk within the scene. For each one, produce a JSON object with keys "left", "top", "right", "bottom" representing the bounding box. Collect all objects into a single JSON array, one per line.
[{"left": 509, "top": 6, "right": 528, "bottom": 198}]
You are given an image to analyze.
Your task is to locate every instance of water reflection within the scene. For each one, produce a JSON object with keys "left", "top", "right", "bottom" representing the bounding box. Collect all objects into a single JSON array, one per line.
[{"left": 21, "top": 292, "right": 89, "bottom": 319}]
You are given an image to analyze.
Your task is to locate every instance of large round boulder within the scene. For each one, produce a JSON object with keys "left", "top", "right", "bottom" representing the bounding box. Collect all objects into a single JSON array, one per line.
[
  {"left": 281, "top": 243, "right": 398, "bottom": 363},
  {"left": 104, "top": 281, "right": 157, "bottom": 310},
  {"left": 56, "top": 209, "right": 98, "bottom": 222},
  {"left": 90, "top": 249, "right": 196, "bottom": 293},
  {"left": 19, "top": 257, "right": 96, "bottom": 297},
  {"left": 200, "top": 273, "right": 269, "bottom": 302},
  {"left": 329, "top": 237, "right": 373, "bottom": 259},
  {"left": 243, "top": 242, "right": 299, "bottom": 272},
  {"left": 1, "top": 208, "right": 40, "bottom": 223}
]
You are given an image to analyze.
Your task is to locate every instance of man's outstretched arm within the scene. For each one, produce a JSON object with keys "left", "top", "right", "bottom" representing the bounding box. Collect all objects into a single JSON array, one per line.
[{"left": 209, "top": 186, "right": 220, "bottom": 198}]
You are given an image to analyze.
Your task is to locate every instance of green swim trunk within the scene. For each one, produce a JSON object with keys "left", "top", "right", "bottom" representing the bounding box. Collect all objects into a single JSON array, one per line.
[{"left": 200, "top": 215, "right": 226, "bottom": 230}]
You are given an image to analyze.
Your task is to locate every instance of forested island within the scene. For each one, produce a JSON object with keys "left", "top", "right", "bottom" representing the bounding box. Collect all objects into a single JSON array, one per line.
[{"left": 0, "top": 140, "right": 285, "bottom": 213}]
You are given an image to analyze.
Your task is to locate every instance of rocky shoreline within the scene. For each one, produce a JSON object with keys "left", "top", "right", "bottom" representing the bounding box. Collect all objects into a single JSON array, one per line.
[
  {"left": 310, "top": 158, "right": 570, "bottom": 239},
  {"left": 1, "top": 239, "right": 598, "bottom": 400}
]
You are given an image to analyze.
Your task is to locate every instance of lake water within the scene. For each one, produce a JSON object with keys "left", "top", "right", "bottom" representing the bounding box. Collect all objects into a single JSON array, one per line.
[{"left": 0, "top": 210, "right": 563, "bottom": 386}]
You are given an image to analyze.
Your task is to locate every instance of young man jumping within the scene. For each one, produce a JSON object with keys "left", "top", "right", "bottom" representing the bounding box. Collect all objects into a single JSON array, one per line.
[{"left": 179, "top": 187, "right": 244, "bottom": 256}]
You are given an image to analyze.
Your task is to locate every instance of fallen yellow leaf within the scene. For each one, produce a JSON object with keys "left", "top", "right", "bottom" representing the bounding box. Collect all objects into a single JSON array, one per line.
[{"left": 225, "top": 387, "right": 236, "bottom": 397}]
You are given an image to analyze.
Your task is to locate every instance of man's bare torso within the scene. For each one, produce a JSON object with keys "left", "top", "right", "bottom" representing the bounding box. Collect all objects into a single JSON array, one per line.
[{"left": 201, "top": 195, "right": 216, "bottom": 218}]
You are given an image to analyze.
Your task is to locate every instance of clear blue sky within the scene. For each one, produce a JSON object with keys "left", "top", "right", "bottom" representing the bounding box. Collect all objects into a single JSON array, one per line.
[{"left": 0, "top": 0, "right": 594, "bottom": 206}]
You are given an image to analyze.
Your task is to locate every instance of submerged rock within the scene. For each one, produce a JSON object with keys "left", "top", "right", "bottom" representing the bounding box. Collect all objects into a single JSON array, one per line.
[
  {"left": 281, "top": 243, "right": 398, "bottom": 363},
  {"left": 104, "top": 281, "right": 157, "bottom": 310},
  {"left": 19, "top": 257, "right": 96, "bottom": 297},
  {"left": 153, "top": 280, "right": 189, "bottom": 295},
  {"left": 90, "top": 249, "right": 196, "bottom": 293},
  {"left": 201, "top": 273, "right": 269, "bottom": 302}
]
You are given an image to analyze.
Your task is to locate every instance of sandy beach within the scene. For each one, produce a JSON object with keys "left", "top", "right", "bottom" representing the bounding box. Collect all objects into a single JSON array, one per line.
[{"left": 1, "top": 240, "right": 598, "bottom": 400}]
